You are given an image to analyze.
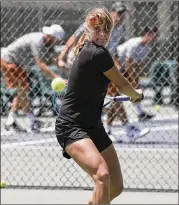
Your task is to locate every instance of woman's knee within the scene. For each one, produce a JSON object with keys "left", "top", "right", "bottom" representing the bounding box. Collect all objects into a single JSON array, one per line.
[{"left": 93, "top": 165, "right": 110, "bottom": 184}]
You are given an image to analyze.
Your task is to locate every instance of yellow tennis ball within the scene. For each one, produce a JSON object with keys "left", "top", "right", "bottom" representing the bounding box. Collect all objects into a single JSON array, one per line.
[
  {"left": 154, "top": 105, "right": 160, "bottom": 112},
  {"left": 1, "top": 180, "right": 6, "bottom": 188},
  {"left": 51, "top": 78, "right": 65, "bottom": 92}
]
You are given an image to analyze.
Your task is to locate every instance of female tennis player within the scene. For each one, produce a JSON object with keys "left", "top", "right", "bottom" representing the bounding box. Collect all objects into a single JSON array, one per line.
[{"left": 55, "top": 8, "right": 143, "bottom": 204}]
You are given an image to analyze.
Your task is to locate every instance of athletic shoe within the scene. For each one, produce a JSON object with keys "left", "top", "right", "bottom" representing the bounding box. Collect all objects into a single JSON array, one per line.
[
  {"left": 138, "top": 112, "right": 155, "bottom": 122},
  {"left": 28, "top": 120, "right": 42, "bottom": 133},
  {"left": 126, "top": 125, "right": 150, "bottom": 141},
  {"left": 5, "top": 121, "right": 26, "bottom": 132}
]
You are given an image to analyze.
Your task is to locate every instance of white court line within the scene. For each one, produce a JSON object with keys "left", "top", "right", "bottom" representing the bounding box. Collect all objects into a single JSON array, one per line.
[
  {"left": 110, "top": 125, "right": 178, "bottom": 142},
  {"left": 116, "top": 124, "right": 178, "bottom": 133},
  {"left": 1, "top": 125, "right": 178, "bottom": 148},
  {"left": 102, "top": 114, "right": 178, "bottom": 124},
  {"left": 1, "top": 138, "right": 56, "bottom": 148}
]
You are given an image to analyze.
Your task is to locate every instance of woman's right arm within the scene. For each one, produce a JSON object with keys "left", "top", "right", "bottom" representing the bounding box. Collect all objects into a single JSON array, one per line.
[{"left": 103, "top": 65, "right": 142, "bottom": 100}]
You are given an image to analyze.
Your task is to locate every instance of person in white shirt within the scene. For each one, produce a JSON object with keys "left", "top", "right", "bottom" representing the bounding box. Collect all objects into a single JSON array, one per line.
[
  {"left": 117, "top": 35, "right": 151, "bottom": 75},
  {"left": 106, "top": 27, "right": 157, "bottom": 137},
  {"left": 106, "top": 26, "right": 158, "bottom": 138},
  {"left": 117, "top": 26, "right": 157, "bottom": 121},
  {"left": 1, "top": 24, "right": 65, "bottom": 132}
]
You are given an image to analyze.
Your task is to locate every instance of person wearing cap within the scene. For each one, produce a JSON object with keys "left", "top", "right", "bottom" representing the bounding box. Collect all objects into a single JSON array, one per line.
[{"left": 1, "top": 24, "right": 65, "bottom": 132}]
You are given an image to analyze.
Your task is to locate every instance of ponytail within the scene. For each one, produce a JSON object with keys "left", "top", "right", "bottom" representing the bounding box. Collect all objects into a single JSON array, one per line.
[{"left": 74, "top": 33, "right": 86, "bottom": 56}]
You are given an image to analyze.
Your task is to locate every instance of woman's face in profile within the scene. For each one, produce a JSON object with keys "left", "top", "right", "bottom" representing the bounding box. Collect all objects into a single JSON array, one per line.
[{"left": 87, "top": 26, "right": 111, "bottom": 46}]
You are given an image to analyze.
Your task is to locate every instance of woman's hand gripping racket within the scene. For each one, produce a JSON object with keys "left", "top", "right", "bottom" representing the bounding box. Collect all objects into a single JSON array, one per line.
[
  {"left": 104, "top": 95, "right": 130, "bottom": 107},
  {"left": 104, "top": 89, "right": 144, "bottom": 106},
  {"left": 103, "top": 90, "right": 144, "bottom": 114}
]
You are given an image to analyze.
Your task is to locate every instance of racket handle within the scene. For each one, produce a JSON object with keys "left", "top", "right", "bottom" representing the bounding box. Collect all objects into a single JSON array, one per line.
[{"left": 113, "top": 96, "right": 130, "bottom": 102}]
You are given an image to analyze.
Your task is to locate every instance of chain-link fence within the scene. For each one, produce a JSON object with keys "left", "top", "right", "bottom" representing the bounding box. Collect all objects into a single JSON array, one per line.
[{"left": 1, "top": 0, "right": 178, "bottom": 192}]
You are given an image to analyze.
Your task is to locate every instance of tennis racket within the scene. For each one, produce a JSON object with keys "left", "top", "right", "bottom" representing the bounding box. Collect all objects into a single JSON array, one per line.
[{"left": 104, "top": 95, "right": 130, "bottom": 107}]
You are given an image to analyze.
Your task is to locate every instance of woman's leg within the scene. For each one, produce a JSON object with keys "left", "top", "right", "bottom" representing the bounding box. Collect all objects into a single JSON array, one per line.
[
  {"left": 88, "top": 144, "right": 123, "bottom": 203},
  {"left": 101, "top": 144, "right": 123, "bottom": 201},
  {"left": 66, "top": 138, "right": 110, "bottom": 204}
]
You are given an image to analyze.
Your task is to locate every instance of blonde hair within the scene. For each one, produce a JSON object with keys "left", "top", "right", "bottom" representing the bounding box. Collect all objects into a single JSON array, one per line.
[{"left": 74, "top": 7, "right": 113, "bottom": 56}]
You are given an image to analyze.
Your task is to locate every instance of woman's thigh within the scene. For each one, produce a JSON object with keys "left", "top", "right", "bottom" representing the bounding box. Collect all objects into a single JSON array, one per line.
[
  {"left": 101, "top": 144, "right": 123, "bottom": 189},
  {"left": 66, "top": 138, "right": 108, "bottom": 176}
]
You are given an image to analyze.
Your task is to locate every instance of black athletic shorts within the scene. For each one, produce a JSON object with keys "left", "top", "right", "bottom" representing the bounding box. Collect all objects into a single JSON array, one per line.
[{"left": 55, "top": 117, "right": 112, "bottom": 159}]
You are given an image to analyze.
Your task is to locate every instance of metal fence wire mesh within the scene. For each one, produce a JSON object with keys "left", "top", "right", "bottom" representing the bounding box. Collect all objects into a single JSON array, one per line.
[{"left": 1, "top": 0, "right": 178, "bottom": 192}]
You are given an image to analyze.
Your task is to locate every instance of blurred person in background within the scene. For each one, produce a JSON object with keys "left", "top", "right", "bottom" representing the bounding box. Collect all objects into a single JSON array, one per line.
[
  {"left": 1, "top": 24, "right": 65, "bottom": 133},
  {"left": 106, "top": 27, "right": 157, "bottom": 137},
  {"left": 116, "top": 26, "right": 158, "bottom": 117}
]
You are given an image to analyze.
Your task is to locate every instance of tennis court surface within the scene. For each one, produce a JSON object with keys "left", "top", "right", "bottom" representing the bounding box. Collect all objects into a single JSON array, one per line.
[
  {"left": 1, "top": 104, "right": 178, "bottom": 204},
  {"left": 1, "top": 189, "right": 178, "bottom": 204}
]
